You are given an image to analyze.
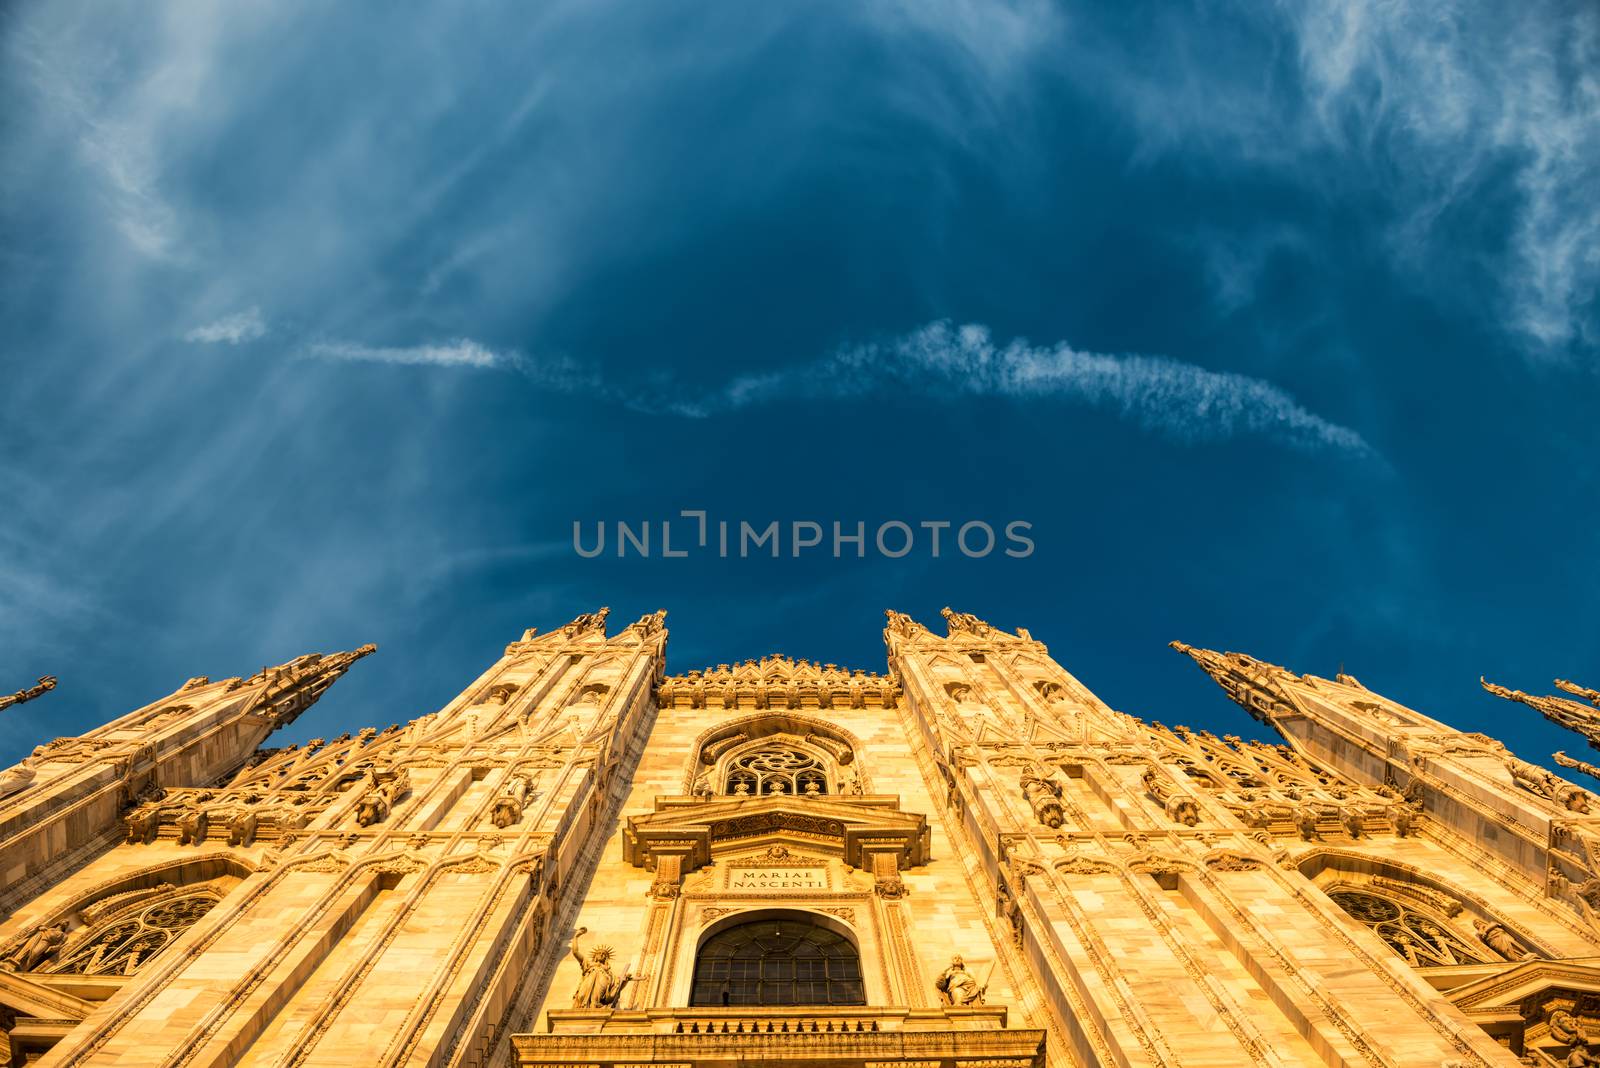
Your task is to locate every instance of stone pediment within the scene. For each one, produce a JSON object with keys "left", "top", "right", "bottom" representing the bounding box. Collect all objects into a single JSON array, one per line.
[
  {"left": 1445, "top": 957, "right": 1600, "bottom": 1011},
  {"left": 1442, "top": 958, "right": 1600, "bottom": 1054},
  {"left": 623, "top": 795, "right": 930, "bottom": 872}
]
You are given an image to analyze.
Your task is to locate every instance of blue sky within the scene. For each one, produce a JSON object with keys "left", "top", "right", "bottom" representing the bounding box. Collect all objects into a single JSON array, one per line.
[{"left": 2, "top": 2, "right": 1597, "bottom": 770}]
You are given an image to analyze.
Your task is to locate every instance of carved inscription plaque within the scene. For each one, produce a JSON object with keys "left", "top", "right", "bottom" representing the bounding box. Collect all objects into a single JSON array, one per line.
[{"left": 725, "top": 865, "right": 832, "bottom": 891}]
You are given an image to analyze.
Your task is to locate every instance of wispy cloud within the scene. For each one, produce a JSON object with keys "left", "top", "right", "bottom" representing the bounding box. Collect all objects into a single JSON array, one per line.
[
  {"left": 302, "top": 337, "right": 602, "bottom": 394},
  {"left": 651, "top": 321, "right": 1374, "bottom": 456},
  {"left": 292, "top": 321, "right": 1367, "bottom": 455},
  {"left": 1288, "top": 2, "right": 1600, "bottom": 353},
  {"left": 307, "top": 338, "right": 505, "bottom": 369},
  {"left": 185, "top": 307, "right": 266, "bottom": 345},
  {"left": 1093, "top": 2, "right": 1600, "bottom": 357}
]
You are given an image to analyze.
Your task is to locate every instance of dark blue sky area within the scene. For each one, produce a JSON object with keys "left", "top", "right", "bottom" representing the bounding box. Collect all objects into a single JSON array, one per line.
[{"left": 2, "top": 3, "right": 1596, "bottom": 770}]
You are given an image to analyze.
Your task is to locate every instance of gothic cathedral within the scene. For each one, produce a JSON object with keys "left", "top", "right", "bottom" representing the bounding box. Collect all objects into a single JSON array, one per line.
[{"left": 2, "top": 607, "right": 1600, "bottom": 1067}]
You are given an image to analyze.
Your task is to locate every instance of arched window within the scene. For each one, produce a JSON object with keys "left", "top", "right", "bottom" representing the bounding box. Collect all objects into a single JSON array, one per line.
[
  {"left": 691, "top": 916, "right": 865, "bottom": 1006},
  {"left": 689, "top": 716, "right": 867, "bottom": 797},
  {"left": 51, "top": 889, "right": 221, "bottom": 976},
  {"left": 1328, "top": 888, "right": 1489, "bottom": 967},
  {"left": 725, "top": 744, "right": 829, "bottom": 796}
]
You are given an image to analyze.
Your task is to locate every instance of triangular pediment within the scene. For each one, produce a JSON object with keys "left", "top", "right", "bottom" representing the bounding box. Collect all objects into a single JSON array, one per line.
[{"left": 1446, "top": 957, "right": 1600, "bottom": 1011}]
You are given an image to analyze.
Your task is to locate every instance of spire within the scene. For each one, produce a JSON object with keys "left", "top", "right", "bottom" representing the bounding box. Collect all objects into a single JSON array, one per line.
[
  {"left": 1554, "top": 751, "right": 1600, "bottom": 782},
  {"left": 1169, "top": 642, "right": 1297, "bottom": 725},
  {"left": 249, "top": 644, "right": 377, "bottom": 731},
  {"left": 1482, "top": 677, "right": 1600, "bottom": 751},
  {"left": 1556, "top": 679, "right": 1600, "bottom": 707},
  {"left": 940, "top": 607, "right": 997, "bottom": 637},
  {"left": 623, "top": 609, "right": 667, "bottom": 638},
  {"left": 560, "top": 608, "right": 610, "bottom": 638},
  {"left": 0, "top": 676, "right": 56, "bottom": 713}
]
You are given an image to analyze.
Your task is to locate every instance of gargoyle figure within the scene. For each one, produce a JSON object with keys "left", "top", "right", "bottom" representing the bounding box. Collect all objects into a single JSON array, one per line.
[
  {"left": 177, "top": 806, "right": 209, "bottom": 846},
  {"left": 1167, "top": 796, "right": 1202, "bottom": 827},
  {"left": 1294, "top": 804, "right": 1321, "bottom": 841},
  {"left": 125, "top": 800, "right": 162, "bottom": 844},
  {"left": 229, "top": 809, "right": 259, "bottom": 847}
]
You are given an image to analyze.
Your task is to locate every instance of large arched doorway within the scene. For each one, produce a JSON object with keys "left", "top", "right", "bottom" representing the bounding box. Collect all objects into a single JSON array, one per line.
[{"left": 690, "top": 913, "right": 865, "bottom": 1007}]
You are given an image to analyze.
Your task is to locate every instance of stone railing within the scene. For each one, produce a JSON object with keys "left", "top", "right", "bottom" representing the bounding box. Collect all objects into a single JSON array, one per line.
[
  {"left": 519, "top": 1006, "right": 1044, "bottom": 1068},
  {"left": 544, "top": 1005, "right": 1011, "bottom": 1034}
]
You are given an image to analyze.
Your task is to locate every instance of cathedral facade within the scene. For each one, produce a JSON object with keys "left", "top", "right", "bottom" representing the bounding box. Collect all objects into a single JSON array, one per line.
[{"left": 2, "top": 607, "right": 1600, "bottom": 1067}]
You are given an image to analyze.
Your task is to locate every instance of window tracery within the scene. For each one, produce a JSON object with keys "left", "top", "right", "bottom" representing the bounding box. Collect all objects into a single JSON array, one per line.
[
  {"left": 49, "top": 889, "right": 221, "bottom": 977},
  {"left": 725, "top": 744, "right": 829, "bottom": 796},
  {"left": 687, "top": 715, "right": 868, "bottom": 796},
  {"left": 1327, "top": 888, "right": 1489, "bottom": 967}
]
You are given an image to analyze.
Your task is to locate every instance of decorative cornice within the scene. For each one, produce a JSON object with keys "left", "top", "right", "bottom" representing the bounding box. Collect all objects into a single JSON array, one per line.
[
  {"left": 624, "top": 795, "right": 930, "bottom": 872},
  {"left": 659, "top": 656, "right": 897, "bottom": 711}
]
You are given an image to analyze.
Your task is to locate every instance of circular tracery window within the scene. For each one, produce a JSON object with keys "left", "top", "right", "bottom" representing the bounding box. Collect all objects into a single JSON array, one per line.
[
  {"left": 52, "top": 892, "right": 220, "bottom": 976},
  {"left": 1327, "top": 888, "right": 1487, "bottom": 967}
]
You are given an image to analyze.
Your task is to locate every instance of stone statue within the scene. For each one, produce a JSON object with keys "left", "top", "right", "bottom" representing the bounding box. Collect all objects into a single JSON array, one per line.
[
  {"left": 1020, "top": 774, "right": 1065, "bottom": 829},
  {"left": 490, "top": 775, "right": 529, "bottom": 829},
  {"left": 935, "top": 955, "right": 986, "bottom": 1006},
  {"left": 0, "top": 922, "right": 66, "bottom": 972},
  {"left": 355, "top": 771, "right": 395, "bottom": 827},
  {"left": 1568, "top": 1037, "right": 1600, "bottom": 1068},
  {"left": 1474, "top": 920, "right": 1536, "bottom": 962},
  {"left": 940, "top": 607, "right": 992, "bottom": 636},
  {"left": 563, "top": 608, "right": 610, "bottom": 636},
  {"left": 569, "top": 928, "right": 634, "bottom": 1009},
  {"left": 1548, "top": 1007, "right": 1585, "bottom": 1046},
  {"left": 0, "top": 756, "right": 40, "bottom": 800}
]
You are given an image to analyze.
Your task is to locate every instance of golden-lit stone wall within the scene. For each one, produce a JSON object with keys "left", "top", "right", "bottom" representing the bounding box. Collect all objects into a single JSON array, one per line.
[{"left": 6, "top": 607, "right": 1600, "bottom": 1066}]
